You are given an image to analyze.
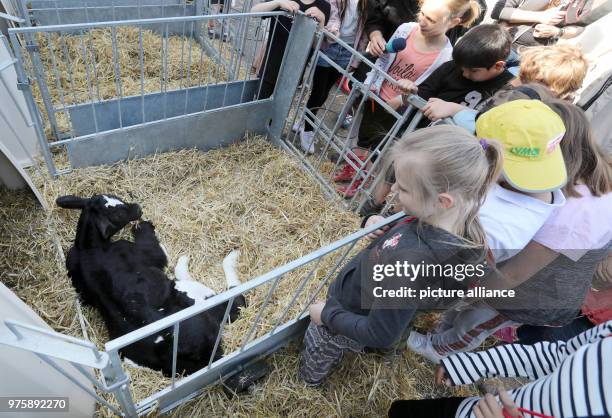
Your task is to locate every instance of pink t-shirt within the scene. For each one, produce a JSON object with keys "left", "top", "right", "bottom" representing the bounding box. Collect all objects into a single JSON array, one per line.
[
  {"left": 533, "top": 185, "right": 612, "bottom": 261},
  {"left": 379, "top": 31, "right": 441, "bottom": 103}
]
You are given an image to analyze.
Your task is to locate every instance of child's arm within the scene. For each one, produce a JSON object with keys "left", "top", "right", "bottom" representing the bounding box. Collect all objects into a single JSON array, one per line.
[
  {"left": 533, "top": 24, "right": 585, "bottom": 39},
  {"left": 414, "top": 63, "right": 448, "bottom": 102},
  {"left": 324, "top": 0, "right": 342, "bottom": 36},
  {"left": 439, "top": 320, "right": 612, "bottom": 385},
  {"left": 251, "top": 0, "right": 300, "bottom": 13},
  {"left": 422, "top": 98, "right": 466, "bottom": 121},
  {"left": 321, "top": 294, "right": 415, "bottom": 348},
  {"left": 452, "top": 108, "right": 478, "bottom": 133},
  {"left": 387, "top": 79, "right": 419, "bottom": 110}
]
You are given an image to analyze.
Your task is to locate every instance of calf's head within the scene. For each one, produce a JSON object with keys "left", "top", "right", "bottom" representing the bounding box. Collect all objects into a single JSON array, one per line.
[{"left": 57, "top": 194, "right": 142, "bottom": 244}]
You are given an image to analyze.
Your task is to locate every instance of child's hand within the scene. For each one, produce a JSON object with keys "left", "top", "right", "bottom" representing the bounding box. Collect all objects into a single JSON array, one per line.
[
  {"left": 422, "top": 98, "right": 465, "bottom": 121},
  {"left": 364, "top": 215, "right": 390, "bottom": 240},
  {"left": 387, "top": 95, "right": 402, "bottom": 110},
  {"left": 538, "top": 7, "right": 566, "bottom": 25},
  {"left": 397, "top": 79, "right": 418, "bottom": 94},
  {"left": 305, "top": 6, "right": 325, "bottom": 26},
  {"left": 309, "top": 301, "right": 325, "bottom": 325},
  {"left": 435, "top": 365, "right": 452, "bottom": 387},
  {"left": 277, "top": 0, "right": 300, "bottom": 13},
  {"left": 366, "top": 30, "right": 386, "bottom": 57},
  {"left": 474, "top": 390, "right": 522, "bottom": 418},
  {"left": 533, "top": 24, "right": 561, "bottom": 38}
]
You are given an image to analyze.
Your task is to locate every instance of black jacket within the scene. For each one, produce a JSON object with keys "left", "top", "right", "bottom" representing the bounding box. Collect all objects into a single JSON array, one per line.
[
  {"left": 364, "top": 0, "right": 419, "bottom": 39},
  {"left": 321, "top": 219, "right": 486, "bottom": 348}
]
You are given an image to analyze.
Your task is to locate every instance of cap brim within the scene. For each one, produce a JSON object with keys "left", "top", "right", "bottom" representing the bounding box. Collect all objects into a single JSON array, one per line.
[{"left": 502, "top": 147, "right": 567, "bottom": 193}]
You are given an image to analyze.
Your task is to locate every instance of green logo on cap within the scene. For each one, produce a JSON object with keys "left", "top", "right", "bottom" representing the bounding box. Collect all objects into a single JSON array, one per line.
[{"left": 510, "top": 147, "right": 539, "bottom": 157}]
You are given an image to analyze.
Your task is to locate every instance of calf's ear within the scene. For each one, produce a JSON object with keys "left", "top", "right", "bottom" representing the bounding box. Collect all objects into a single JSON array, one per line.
[{"left": 56, "top": 195, "right": 87, "bottom": 209}]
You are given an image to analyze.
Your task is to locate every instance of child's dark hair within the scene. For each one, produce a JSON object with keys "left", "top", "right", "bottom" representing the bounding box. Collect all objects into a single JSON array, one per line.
[{"left": 452, "top": 24, "right": 511, "bottom": 69}]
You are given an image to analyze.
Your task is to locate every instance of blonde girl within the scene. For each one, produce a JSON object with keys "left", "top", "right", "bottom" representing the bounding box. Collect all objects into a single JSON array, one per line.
[
  {"left": 299, "top": 125, "right": 503, "bottom": 386},
  {"left": 335, "top": 0, "right": 482, "bottom": 197}
]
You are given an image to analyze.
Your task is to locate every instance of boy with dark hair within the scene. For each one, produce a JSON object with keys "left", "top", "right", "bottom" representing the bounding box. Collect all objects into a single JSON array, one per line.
[{"left": 411, "top": 24, "right": 515, "bottom": 123}]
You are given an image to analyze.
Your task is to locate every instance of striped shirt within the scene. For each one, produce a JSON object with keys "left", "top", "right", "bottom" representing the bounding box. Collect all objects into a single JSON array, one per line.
[{"left": 440, "top": 321, "right": 612, "bottom": 418}]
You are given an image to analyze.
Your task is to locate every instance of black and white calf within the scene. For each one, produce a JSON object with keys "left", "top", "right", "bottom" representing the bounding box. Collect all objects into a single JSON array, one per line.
[{"left": 57, "top": 194, "right": 245, "bottom": 376}]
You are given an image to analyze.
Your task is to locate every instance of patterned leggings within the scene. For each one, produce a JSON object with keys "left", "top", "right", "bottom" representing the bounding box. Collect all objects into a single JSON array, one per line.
[{"left": 298, "top": 322, "right": 364, "bottom": 386}]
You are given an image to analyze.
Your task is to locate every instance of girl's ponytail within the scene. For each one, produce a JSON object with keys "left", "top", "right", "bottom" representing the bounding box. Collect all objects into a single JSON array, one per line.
[
  {"left": 464, "top": 138, "right": 503, "bottom": 249},
  {"left": 438, "top": 0, "right": 481, "bottom": 28},
  {"left": 462, "top": 0, "right": 481, "bottom": 27},
  {"left": 478, "top": 139, "right": 503, "bottom": 203}
]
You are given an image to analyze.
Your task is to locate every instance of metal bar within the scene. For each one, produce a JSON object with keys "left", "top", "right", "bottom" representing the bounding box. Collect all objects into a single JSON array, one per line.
[
  {"left": 8, "top": 12, "right": 288, "bottom": 34},
  {"left": 183, "top": 20, "right": 194, "bottom": 115},
  {"left": 58, "top": 32, "right": 79, "bottom": 106},
  {"left": 105, "top": 211, "right": 405, "bottom": 352},
  {"left": 269, "top": 257, "right": 322, "bottom": 335},
  {"left": 79, "top": 31, "right": 99, "bottom": 134},
  {"left": 110, "top": 26, "right": 123, "bottom": 128},
  {"left": 171, "top": 323, "right": 179, "bottom": 388},
  {"left": 5, "top": 319, "right": 103, "bottom": 361},
  {"left": 239, "top": 274, "right": 283, "bottom": 352},
  {"left": 0, "top": 11, "right": 25, "bottom": 23},
  {"left": 87, "top": 29, "right": 101, "bottom": 101},
  {"left": 162, "top": 22, "right": 169, "bottom": 120},
  {"left": 297, "top": 240, "right": 359, "bottom": 318},
  {"left": 104, "top": 351, "right": 138, "bottom": 418},
  {"left": 138, "top": 26, "right": 145, "bottom": 123},
  {"left": 255, "top": 14, "right": 277, "bottom": 100},
  {"left": 35, "top": 354, "right": 124, "bottom": 417},
  {"left": 7, "top": 32, "right": 58, "bottom": 176},
  {"left": 25, "top": 31, "right": 63, "bottom": 140},
  {"left": 207, "top": 297, "right": 235, "bottom": 369}
]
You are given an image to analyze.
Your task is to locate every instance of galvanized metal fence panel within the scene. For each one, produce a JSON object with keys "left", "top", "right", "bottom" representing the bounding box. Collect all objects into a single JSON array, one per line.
[
  {"left": 279, "top": 29, "right": 437, "bottom": 213},
  {"left": 22, "top": 0, "right": 197, "bottom": 26},
  {"left": 8, "top": 11, "right": 307, "bottom": 175}
]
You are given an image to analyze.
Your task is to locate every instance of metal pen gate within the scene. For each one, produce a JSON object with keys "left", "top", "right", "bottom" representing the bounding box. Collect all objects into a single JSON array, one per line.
[
  {"left": 8, "top": 11, "right": 306, "bottom": 176},
  {"left": 1, "top": 10, "right": 434, "bottom": 417}
]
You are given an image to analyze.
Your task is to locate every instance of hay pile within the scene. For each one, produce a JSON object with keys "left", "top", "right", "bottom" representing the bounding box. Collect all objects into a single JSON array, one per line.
[{"left": 2, "top": 138, "right": 485, "bottom": 417}]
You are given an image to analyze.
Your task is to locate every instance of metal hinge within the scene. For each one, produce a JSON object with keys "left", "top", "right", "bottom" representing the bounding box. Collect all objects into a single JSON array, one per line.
[{"left": 16, "top": 80, "right": 30, "bottom": 91}]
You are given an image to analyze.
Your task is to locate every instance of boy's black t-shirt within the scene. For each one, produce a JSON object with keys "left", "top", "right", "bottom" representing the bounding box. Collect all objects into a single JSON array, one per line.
[
  {"left": 417, "top": 60, "right": 515, "bottom": 110},
  {"left": 260, "top": 0, "right": 331, "bottom": 87}
]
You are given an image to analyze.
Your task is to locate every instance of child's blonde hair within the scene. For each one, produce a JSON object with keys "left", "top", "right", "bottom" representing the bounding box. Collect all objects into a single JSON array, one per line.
[
  {"left": 420, "top": 0, "right": 481, "bottom": 27},
  {"left": 391, "top": 125, "right": 503, "bottom": 247},
  {"left": 519, "top": 45, "right": 589, "bottom": 101}
]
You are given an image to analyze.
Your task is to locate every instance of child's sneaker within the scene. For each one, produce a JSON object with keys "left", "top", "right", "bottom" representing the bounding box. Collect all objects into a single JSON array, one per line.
[
  {"left": 299, "top": 129, "right": 316, "bottom": 154},
  {"left": 338, "top": 76, "right": 351, "bottom": 95},
  {"left": 332, "top": 153, "right": 365, "bottom": 182},
  {"left": 493, "top": 326, "right": 517, "bottom": 343},
  {"left": 341, "top": 113, "right": 352, "bottom": 129},
  {"left": 292, "top": 120, "right": 303, "bottom": 133},
  {"left": 406, "top": 331, "right": 444, "bottom": 364},
  {"left": 336, "top": 178, "right": 363, "bottom": 199}
]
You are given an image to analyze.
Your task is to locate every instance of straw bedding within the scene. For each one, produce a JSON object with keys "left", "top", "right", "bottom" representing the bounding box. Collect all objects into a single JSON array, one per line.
[
  {"left": 1, "top": 138, "right": 486, "bottom": 417},
  {"left": 32, "top": 26, "right": 242, "bottom": 135}
]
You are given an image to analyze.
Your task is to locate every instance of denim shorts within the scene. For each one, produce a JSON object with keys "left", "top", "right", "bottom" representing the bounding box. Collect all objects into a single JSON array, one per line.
[{"left": 317, "top": 42, "right": 352, "bottom": 69}]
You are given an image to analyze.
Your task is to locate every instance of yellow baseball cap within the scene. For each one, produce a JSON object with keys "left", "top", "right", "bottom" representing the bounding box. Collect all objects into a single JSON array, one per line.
[{"left": 476, "top": 100, "right": 567, "bottom": 193}]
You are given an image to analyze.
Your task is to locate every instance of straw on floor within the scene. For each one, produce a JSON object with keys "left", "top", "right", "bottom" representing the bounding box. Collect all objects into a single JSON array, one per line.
[{"left": 1, "top": 138, "right": 485, "bottom": 417}]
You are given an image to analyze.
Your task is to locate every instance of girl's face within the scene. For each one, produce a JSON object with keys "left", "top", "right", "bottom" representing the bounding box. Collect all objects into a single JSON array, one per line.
[
  {"left": 418, "top": 0, "right": 458, "bottom": 37},
  {"left": 391, "top": 156, "right": 427, "bottom": 217}
]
